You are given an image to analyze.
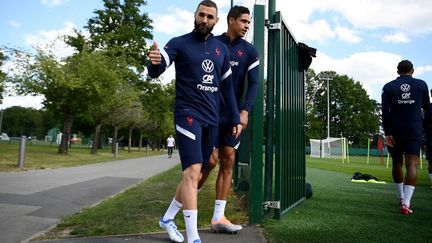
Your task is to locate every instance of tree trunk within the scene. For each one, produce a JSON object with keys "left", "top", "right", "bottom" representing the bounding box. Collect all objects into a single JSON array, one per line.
[
  {"left": 111, "top": 125, "right": 119, "bottom": 153},
  {"left": 128, "top": 127, "right": 132, "bottom": 153},
  {"left": 58, "top": 114, "right": 73, "bottom": 154},
  {"left": 138, "top": 133, "right": 143, "bottom": 152},
  {"left": 91, "top": 123, "right": 102, "bottom": 154}
]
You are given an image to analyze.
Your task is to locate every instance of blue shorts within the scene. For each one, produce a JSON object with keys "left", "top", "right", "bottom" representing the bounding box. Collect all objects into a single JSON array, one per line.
[
  {"left": 388, "top": 137, "right": 421, "bottom": 158},
  {"left": 218, "top": 125, "right": 241, "bottom": 150},
  {"left": 175, "top": 115, "right": 218, "bottom": 171}
]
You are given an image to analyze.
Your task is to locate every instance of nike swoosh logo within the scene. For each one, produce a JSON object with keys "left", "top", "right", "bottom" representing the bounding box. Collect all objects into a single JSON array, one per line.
[{"left": 184, "top": 215, "right": 191, "bottom": 218}]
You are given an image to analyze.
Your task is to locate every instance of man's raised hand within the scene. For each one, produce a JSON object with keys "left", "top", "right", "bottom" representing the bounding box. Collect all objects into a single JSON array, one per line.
[{"left": 148, "top": 41, "right": 161, "bottom": 65}]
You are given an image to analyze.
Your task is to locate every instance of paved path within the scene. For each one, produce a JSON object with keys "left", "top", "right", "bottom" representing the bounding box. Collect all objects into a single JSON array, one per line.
[{"left": 0, "top": 152, "right": 267, "bottom": 243}]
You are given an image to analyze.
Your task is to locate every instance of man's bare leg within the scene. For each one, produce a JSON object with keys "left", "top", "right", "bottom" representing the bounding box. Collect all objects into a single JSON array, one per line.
[{"left": 211, "top": 146, "right": 242, "bottom": 233}]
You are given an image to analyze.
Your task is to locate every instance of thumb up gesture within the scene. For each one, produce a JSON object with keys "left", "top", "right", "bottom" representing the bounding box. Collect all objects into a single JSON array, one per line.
[{"left": 148, "top": 41, "right": 161, "bottom": 65}]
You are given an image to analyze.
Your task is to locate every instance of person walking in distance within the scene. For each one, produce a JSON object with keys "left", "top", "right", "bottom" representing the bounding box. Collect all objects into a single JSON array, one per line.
[
  {"left": 381, "top": 60, "right": 429, "bottom": 215},
  {"left": 167, "top": 135, "right": 175, "bottom": 158},
  {"left": 198, "top": 5, "right": 260, "bottom": 233},
  {"left": 147, "top": 1, "right": 241, "bottom": 242}
]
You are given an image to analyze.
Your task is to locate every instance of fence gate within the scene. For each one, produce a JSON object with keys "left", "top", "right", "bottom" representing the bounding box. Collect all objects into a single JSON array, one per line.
[
  {"left": 234, "top": 4, "right": 306, "bottom": 223},
  {"left": 272, "top": 11, "right": 306, "bottom": 218}
]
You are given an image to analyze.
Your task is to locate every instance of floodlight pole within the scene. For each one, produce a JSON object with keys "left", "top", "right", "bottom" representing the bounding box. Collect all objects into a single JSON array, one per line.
[
  {"left": 327, "top": 77, "right": 330, "bottom": 138},
  {"left": 319, "top": 74, "right": 334, "bottom": 138}
]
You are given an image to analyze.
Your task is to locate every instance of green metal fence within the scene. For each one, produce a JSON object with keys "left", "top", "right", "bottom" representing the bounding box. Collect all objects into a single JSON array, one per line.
[
  {"left": 234, "top": 4, "right": 306, "bottom": 223},
  {"left": 273, "top": 11, "right": 306, "bottom": 218}
]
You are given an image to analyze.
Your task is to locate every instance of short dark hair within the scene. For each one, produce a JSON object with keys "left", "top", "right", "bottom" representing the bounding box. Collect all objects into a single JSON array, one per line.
[
  {"left": 397, "top": 60, "right": 414, "bottom": 74},
  {"left": 227, "top": 5, "right": 250, "bottom": 24},
  {"left": 197, "top": 0, "right": 218, "bottom": 13}
]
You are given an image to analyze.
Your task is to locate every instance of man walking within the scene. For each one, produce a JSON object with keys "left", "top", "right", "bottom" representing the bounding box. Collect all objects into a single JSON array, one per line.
[
  {"left": 147, "top": 1, "right": 241, "bottom": 242},
  {"left": 167, "top": 135, "right": 175, "bottom": 158},
  {"left": 198, "top": 5, "right": 259, "bottom": 233},
  {"left": 381, "top": 60, "right": 429, "bottom": 214}
]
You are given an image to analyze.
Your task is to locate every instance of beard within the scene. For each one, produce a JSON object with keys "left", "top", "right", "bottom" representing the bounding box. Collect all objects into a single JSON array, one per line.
[{"left": 194, "top": 20, "right": 214, "bottom": 37}]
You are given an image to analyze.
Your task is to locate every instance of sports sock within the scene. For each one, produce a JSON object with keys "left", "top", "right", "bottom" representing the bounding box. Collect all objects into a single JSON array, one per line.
[
  {"left": 162, "top": 198, "right": 182, "bottom": 221},
  {"left": 402, "top": 185, "right": 415, "bottom": 208},
  {"left": 212, "top": 200, "right": 226, "bottom": 222},
  {"left": 395, "top": 182, "right": 404, "bottom": 200},
  {"left": 183, "top": 210, "right": 199, "bottom": 243}
]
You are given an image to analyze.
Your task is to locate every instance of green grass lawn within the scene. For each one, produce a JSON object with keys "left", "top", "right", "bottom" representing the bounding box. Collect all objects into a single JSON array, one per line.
[
  {"left": 34, "top": 164, "right": 248, "bottom": 240},
  {"left": 307, "top": 155, "right": 431, "bottom": 185},
  {"left": 263, "top": 167, "right": 432, "bottom": 242},
  {"left": 0, "top": 141, "right": 164, "bottom": 172},
  {"left": 16, "top": 151, "right": 432, "bottom": 242}
]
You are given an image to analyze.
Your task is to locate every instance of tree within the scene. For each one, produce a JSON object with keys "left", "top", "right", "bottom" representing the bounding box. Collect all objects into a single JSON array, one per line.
[
  {"left": 0, "top": 51, "right": 7, "bottom": 103},
  {"left": 305, "top": 69, "right": 325, "bottom": 140},
  {"left": 67, "top": 0, "right": 153, "bottom": 73},
  {"left": 90, "top": 81, "right": 143, "bottom": 154},
  {"left": 1, "top": 106, "right": 43, "bottom": 138},
  {"left": 306, "top": 70, "right": 380, "bottom": 146},
  {"left": 7, "top": 48, "right": 128, "bottom": 154},
  {"left": 64, "top": 0, "right": 155, "bottom": 152},
  {"left": 139, "top": 79, "right": 175, "bottom": 150}
]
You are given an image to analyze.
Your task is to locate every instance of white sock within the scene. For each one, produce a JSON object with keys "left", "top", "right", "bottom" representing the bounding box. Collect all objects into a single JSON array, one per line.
[
  {"left": 212, "top": 200, "right": 227, "bottom": 222},
  {"left": 429, "top": 173, "right": 432, "bottom": 185},
  {"left": 395, "top": 183, "right": 404, "bottom": 200},
  {"left": 402, "top": 185, "right": 415, "bottom": 208},
  {"left": 183, "top": 210, "right": 199, "bottom": 243},
  {"left": 162, "top": 198, "right": 182, "bottom": 221}
]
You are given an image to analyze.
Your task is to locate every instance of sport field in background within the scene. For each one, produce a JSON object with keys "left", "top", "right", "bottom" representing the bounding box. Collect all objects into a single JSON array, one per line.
[
  {"left": 263, "top": 166, "right": 432, "bottom": 242},
  {"left": 307, "top": 155, "right": 431, "bottom": 185}
]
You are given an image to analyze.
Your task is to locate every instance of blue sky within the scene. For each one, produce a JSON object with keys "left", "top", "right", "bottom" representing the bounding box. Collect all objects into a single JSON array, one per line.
[{"left": 1, "top": 0, "right": 432, "bottom": 109}]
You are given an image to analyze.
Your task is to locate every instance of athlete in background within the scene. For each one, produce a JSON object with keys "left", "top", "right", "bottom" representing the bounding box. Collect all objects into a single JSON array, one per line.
[{"left": 381, "top": 60, "right": 429, "bottom": 215}]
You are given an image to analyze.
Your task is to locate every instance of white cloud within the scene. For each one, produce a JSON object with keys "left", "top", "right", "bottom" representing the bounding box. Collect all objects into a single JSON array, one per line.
[
  {"left": 416, "top": 65, "right": 432, "bottom": 77},
  {"left": 41, "top": 0, "right": 68, "bottom": 8},
  {"left": 335, "top": 26, "right": 361, "bottom": 44},
  {"left": 310, "top": 51, "right": 402, "bottom": 101},
  {"left": 151, "top": 5, "right": 229, "bottom": 37},
  {"left": 292, "top": 19, "right": 335, "bottom": 44},
  {"left": 382, "top": 32, "right": 410, "bottom": 44},
  {"left": 24, "top": 21, "right": 76, "bottom": 58},
  {"left": 151, "top": 7, "right": 193, "bottom": 35},
  {"left": 0, "top": 95, "right": 45, "bottom": 110},
  {"left": 212, "top": 0, "right": 231, "bottom": 9},
  {"left": 333, "top": 0, "right": 432, "bottom": 34},
  {"left": 7, "top": 20, "right": 21, "bottom": 28},
  {"left": 278, "top": 0, "right": 432, "bottom": 43}
]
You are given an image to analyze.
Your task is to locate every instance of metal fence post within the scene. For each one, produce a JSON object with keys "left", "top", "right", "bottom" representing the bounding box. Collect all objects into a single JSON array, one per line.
[
  {"left": 264, "top": 0, "right": 276, "bottom": 203},
  {"left": 249, "top": 2, "right": 266, "bottom": 224},
  {"left": 114, "top": 142, "right": 119, "bottom": 159},
  {"left": 18, "top": 136, "right": 26, "bottom": 168}
]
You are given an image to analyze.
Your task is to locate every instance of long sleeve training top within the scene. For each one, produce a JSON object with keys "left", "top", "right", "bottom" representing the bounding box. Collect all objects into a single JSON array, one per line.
[
  {"left": 381, "top": 75, "right": 429, "bottom": 139},
  {"left": 216, "top": 33, "right": 260, "bottom": 125},
  {"left": 147, "top": 31, "right": 240, "bottom": 127}
]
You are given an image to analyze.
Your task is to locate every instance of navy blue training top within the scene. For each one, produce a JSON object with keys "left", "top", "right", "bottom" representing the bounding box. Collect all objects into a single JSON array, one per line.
[
  {"left": 216, "top": 34, "right": 260, "bottom": 125},
  {"left": 424, "top": 103, "right": 432, "bottom": 141},
  {"left": 147, "top": 31, "right": 240, "bottom": 127},
  {"left": 381, "top": 75, "right": 429, "bottom": 139}
]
